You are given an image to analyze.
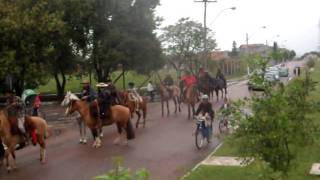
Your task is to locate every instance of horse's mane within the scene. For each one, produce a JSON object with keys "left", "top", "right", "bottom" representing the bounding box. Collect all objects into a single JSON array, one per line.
[{"left": 69, "top": 92, "right": 80, "bottom": 101}]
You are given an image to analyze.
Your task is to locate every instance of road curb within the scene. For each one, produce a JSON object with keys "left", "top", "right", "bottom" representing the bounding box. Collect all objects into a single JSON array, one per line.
[{"left": 180, "top": 142, "right": 224, "bottom": 180}]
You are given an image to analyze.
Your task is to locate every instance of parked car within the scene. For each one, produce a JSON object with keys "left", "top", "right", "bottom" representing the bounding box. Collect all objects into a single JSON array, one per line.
[
  {"left": 266, "top": 67, "right": 280, "bottom": 80},
  {"left": 279, "top": 66, "right": 289, "bottom": 77}
]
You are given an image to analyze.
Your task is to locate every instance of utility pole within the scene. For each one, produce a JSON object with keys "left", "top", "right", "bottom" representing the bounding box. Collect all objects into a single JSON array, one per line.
[{"left": 195, "top": 0, "right": 217, "bottom": 69}]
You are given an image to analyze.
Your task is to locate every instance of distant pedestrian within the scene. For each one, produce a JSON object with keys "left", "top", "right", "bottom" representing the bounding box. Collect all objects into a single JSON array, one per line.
[{"left": 147, "top": 81, "right": 155, "bottom": 102}]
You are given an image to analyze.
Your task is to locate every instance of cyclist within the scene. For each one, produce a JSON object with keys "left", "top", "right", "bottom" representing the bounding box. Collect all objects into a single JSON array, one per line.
[{"left": 195, "top": 94, "right": 214, "bottom": 127}]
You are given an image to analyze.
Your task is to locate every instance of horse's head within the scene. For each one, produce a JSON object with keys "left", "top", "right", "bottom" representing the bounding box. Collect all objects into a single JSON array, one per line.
[{"left": 61, "top": 91, "right": 80, "bottom": 115}]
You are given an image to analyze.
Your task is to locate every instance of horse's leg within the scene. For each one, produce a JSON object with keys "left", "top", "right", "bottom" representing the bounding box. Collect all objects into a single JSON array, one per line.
[
  {"left": 166, "top": 100, "right": 170, "bottom": 116},
  {"left": 136, "top": 111, "right": 141, "bottom": 128},
  {"left": 11, "top": 151, "right": 17, "bottom": 169},
  {"left": 39, "top": 140, "right": 46, "bottom": 164},
  {"left": 77, "top": 118, "right": 83, "bottom": 144},
  {"left": 173, "top": 98, "right": 177, "bottom": 114},
  {"left": 90, "top": 128, "right": 98, "bottom": 148},
  {"left": 99, "top": 126, "right": 103, "bottom": 138},
  {"left": 161, "top": 100, "right": 164, "bottom": 117},
  {"left": 83, "top": 124, "right": 87, "bottom": 144},
  {"left": 4, "top": 149, "right": 12, "bottom": 172},
  {"left": 216, "top": 89, "right": 219, "bottom": 101},
  {"left": 188, "top": 104, "right": 190, "bottom": 119},
  {"left": 143, "top": 104, "right": 147, "bottom": 128},
  {"left": 113, "top": 122, "right": 122, "bottom": 145}
]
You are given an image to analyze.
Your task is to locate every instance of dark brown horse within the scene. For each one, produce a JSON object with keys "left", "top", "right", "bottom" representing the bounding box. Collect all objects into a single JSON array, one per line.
[
  {"left": 210, "top": 78, "right": 227, "bottom": 101},
  {"left": 158, "top": 82, "right": 181, "bottom": 117},
  {"left": 61, "top": 91, "right": 135, "bottom": 148},
  {"left": 120, "top": 91, "right": 147, "bottom": 128}
]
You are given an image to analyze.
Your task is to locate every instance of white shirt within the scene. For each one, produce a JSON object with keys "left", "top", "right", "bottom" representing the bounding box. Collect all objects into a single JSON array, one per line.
[{"left": 147, "top": 83, "right": 154, "bottom": 91}]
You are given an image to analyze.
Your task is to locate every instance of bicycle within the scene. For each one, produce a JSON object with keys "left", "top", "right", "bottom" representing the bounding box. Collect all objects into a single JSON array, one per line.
[{"left": 194, "top": 115, "right": 213, "bottom": 149}]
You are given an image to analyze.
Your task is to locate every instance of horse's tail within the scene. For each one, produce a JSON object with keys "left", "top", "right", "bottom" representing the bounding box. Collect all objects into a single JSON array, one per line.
[{"left": 126, "top": 118, "right": 135, "bottom": 140}]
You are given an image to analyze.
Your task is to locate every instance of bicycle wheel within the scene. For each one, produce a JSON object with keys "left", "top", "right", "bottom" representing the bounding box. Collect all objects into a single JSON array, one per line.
[
  {"left": 219, "top": 119, "right": 228, "bottom": 134},
  {"left": 195, "top": 129, "right": 205, "bottom": 149}
]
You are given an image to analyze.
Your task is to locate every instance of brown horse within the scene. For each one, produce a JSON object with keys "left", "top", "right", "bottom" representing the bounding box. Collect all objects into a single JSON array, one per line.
[
  {"left": 158, "top": 82, "right": 181, "bottom": 117},
  {"left": 120, "top": 91, "right": 147, "bottom": 128},
  {"left": 0, "top": 110, "right": 48, "bottom": 172},
  {"left": 184, "top": 84, "right": 199, "bottom": 119},
  {"left": 61, "top": 91, "right": 135, "bottom": 148}
]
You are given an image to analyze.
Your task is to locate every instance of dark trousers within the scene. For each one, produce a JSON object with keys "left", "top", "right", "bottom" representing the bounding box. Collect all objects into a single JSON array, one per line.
[
  {"left": 32, "top": 108, "right": 38, "bottom": 116},
  {"left": 148, "top": 91, "right": 154, "bottom": 102}
]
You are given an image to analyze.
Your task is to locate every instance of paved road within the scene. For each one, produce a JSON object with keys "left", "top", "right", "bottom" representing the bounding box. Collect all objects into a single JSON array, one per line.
[{"left": 0, "top": 61, "right": 304, "bottom": 180}]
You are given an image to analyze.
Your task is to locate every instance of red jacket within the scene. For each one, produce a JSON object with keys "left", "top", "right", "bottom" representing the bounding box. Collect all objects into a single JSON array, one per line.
[
  {"left": 181, "top": 75, "right": 197, "bottom": 88},
  {"left": 33, "top": 95, "right": 41, "bottom": 108}
]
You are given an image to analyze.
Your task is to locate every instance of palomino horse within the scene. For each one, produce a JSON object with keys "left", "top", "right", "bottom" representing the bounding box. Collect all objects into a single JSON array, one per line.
[
  {"left": 183, "top": 84, "right": 199, "bottom": 119},
  {"left": 120, "top": 91, "right": 147, "bottom": 128},
  {"left": 210, "top": 78, "right": 227, "bottom": 101},
  {"left": 61, "top": 91, "right": 135, "bottom": 148},
  {"left": 0, "top": 111, "right": 48, "bottom": 172},
  {"left": 158, "top": 82, "right": 181, "bottom": 117}
]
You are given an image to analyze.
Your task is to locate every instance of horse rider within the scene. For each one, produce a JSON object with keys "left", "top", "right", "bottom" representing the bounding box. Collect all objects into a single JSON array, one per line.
[
  {"left": 4, "top": 90, "right": 27, "bottom": 142},
  {"left": 180, "top": 71, "right": 197, "bottom": 100},
  {"left": 147, "top": 81, "right": 155, "bottom": 102},
  {"left": 96, "top": 83, "right": 112, "bottom": 119},
  {"left": 81, "top": 80, "right": 96, "bottom": 103},
  {"left": 105, "top": 79, "right": 121, "bottom": 105},
  {"left": 163, "top": 74, "right": 174, "bottom": 95},
  {"left": 32, "top": 94, "right": 41, "bottom": 116},
  {"left": 216, "top": 68, "right": 226, "bottom": 84},
  {"left": 128, "top": 82, "right": 142, "bottom": 111},
  {"left": 195, "top": 94, "right": 214, "bottom": 127}
]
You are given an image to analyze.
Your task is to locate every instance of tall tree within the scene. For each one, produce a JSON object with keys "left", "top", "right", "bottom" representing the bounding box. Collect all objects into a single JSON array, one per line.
[
  {"left": 0, "top": 0, "right": 65, "bottom": 95},
  {"left": 89, "top": 0, "right": 163, "bottom": 82},
  {"left": 230, "top": 40, "right": 238, "bottom": 57},
  {"left": 160, "top": 18, "right": 217, "bottom": 75}
]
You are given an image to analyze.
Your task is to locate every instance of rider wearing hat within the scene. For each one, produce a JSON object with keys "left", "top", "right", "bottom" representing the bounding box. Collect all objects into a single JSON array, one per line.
[
  {"left": 180, "top": 71, "right": 197, "bottom": 100},
  {"left": 195, "top": 94, "right": 214, "bottom": 121},
  {"left": 128, "top": 82, "right": 142, "bottom": 111},
  {"left": 81, "top": 80, "right": 96, "bottom": 102},
  {"left": 96, "top": 83, "right": 111, "bottom": 119}
]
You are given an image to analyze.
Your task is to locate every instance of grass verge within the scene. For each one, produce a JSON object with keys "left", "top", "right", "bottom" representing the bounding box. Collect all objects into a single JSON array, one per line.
[{"left": 184, "top": 60, "right": 320, "bottom": 180}]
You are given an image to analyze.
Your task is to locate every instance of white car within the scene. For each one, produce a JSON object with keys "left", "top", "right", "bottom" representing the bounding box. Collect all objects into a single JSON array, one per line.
[{"left": 266, "top": 67, "right": 280, "bottom": 80}]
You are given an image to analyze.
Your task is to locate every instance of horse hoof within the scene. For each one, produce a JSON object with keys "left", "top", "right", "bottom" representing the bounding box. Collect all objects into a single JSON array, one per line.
[
  {"left": 83, "top": 139, "right": 87, "bottom": 144},
  {"left": 7, "top": 167, "right": 12, "bottom": 173},
  {"left": 100, "top": 133, "right": 104, "bottom": 138},
  {"left": 79, "top": 139, "right": 83, "bottom": 144}
]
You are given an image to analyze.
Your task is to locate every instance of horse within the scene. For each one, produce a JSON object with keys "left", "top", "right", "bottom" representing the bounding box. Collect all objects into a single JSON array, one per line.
[
  {"left": 197, "top": 76, "right": 212, "bottom": 99},
  {"left": 183, "top": 84, "right": 199, "bottom": 119},
  {"left": 210, "top": 78, "right": 227, "bottom": 101},
  {"left": 61, "top": 91, "right": 135, "bottom": 148},
  {"left": 120, "top": 91, "right": 147, "bottom": 128},
  {"left": 158, "top": 82, "right": 181, "bottom": 117},
  {"left": 0, "top": 110, "right": 48, "bottom": 172}
]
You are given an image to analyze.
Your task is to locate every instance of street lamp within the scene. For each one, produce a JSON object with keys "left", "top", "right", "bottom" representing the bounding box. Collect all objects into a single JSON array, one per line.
[{"left": 209, "top": 7, "right": 236, "bottom": 26}]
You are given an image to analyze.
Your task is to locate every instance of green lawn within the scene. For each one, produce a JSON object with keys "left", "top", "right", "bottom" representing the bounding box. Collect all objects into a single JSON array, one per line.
[
  {"left": 184, "top": 61, "right": 320, "bottom": 180},
  {"left": 36, "top": 68, "right": 245, "bottom": 94}
]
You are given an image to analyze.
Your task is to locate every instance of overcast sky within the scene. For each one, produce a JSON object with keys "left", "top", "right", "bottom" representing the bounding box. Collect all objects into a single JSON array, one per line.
[{"left": 155, "top": 0, "right": 320, "bottom": 55}]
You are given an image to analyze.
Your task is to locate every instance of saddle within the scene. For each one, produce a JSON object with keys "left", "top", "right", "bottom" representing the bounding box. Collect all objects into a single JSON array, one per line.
[{"left": 89, "top": 100, "right": 112, "bottom": 124}]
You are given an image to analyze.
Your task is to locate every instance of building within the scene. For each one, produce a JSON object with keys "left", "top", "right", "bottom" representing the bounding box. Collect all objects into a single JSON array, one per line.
[
  {"left": 239, "top": 44, "right": 271, "bottom": 57},
  {"left": 208, "top": 51, "right": 230, "bottom": 61}
]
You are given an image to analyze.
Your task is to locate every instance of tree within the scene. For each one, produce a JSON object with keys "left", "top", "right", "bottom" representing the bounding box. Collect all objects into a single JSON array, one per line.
[
  {"left": 0, "top": 0, "right": 65, "bottom": 95},
  {"left": 88, "top": 0, "right": 163, "bottom": 82},
  {"left": 230, "top": 58, "right": 317, "bottom": 177},
  {"left": 230, "top": 40, "right": 238, "bottom": 57},
  {"left": 160, "top": 18, "right": 217, "bottom": 75},
  {"left": 271, "top": 41, "right": 282, "bottom": 62}
]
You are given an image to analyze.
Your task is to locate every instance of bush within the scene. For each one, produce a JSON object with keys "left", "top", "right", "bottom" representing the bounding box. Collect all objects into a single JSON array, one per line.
[
  {"left": 94, "top": 157, "right": 149, "bottom": 180},
  {"left": 230, "top": 71, "right": 318, "bottom": 177}
]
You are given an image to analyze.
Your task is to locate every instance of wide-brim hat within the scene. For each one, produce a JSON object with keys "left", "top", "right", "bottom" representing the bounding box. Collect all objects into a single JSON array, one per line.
[
  {"left": 81, "top": 80, "right": 90, "bottom": 84},
  {"left": 96, "top": 82, "right": 109, "bottom": 87}
]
